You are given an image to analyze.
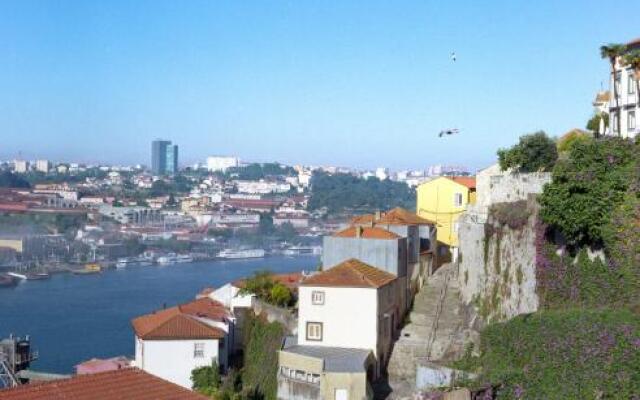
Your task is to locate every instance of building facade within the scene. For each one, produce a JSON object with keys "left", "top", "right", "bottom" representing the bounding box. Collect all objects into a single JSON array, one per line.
[
  {"left": 416, "top": 176, "right": 476, "bottom": 258},
  {"left": 151, "top": 140, "right": 179, "bottom": 175},
  {"left": 132, "top": 298, "right": 233, "bottom": 389},
  {"left": 607, "top": 38, "right": 640, "bottom": 139}
]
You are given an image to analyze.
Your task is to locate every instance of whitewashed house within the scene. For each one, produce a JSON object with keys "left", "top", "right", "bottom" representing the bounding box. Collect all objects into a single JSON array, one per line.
[
  {"left": 132, "top": 297, "right": 233, "bottom": 389},
  {"left": 607, "top": 38, "right": 640, "bottom": 139}
]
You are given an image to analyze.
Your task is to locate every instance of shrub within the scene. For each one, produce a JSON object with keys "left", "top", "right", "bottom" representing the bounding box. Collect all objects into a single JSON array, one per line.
[
  {"left": 269, "top": 283, "right": 292, "bottom": 307},
  {"left": 497, "top": 131, "right": 558, "bottom": 173},
  {"left": 488, "top": 201, "right": 531, "bottom": 230},
  {"left": 191, "top": 361, "right": 221, "bottom": 396},
  {"left": 242, "top": 313, "right": 285, "bottom": 400},
  {"left": 539, "top": 137, "right": 636, "bottom": 246},
  {"left": 474, "top": 309, "right": 640, "bottom": 399}
]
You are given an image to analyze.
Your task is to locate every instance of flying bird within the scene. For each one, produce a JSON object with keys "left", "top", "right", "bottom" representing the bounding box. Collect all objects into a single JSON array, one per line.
[
  {"left": 438, "top": 128, "right": 459, "bottom": 137},
  {"left": 450, "top": 52, "right": 456, "bottom": 62}
]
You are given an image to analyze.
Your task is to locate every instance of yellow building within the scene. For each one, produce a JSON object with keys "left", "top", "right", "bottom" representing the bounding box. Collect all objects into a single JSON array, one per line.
[{"left": 416, "top": 176, "right": 476, "bottom": 249}]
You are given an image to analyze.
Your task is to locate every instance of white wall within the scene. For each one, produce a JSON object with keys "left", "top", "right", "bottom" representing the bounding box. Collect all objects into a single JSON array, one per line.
[
  {"left": 135, "top": 336, "right": 220, "bottom": 389},
  {"left": 297, "top": 286, "right": 378, "bottom": 354}
]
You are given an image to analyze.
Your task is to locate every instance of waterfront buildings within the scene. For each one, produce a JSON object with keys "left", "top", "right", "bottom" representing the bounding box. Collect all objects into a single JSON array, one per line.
[
  {"left": 151, "top": 139, "right": 179, "bottom": 175},
  {"left": 206, "top": 156, "right": 240, "bottom": 172},
  {"left": 416, "top": 176, "right": 476, "bottom": 260},
  {"left": 0, "top": 368, "right": 208, "bottom": 399},
  {"left": 132, "top": 297, "right": 233, "bottom": 389},
  {"left": 606, "top": 38, "right": 640, "bottom": 139}
]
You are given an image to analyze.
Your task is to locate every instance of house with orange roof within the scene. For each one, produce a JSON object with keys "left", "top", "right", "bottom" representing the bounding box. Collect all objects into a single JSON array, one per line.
[
  {"left": 416, "top": 176, "right": 477, "bottom": 260},
  {"left": 278, "top": 259, "right": 401, "bottom": 400},
  {"left": 131, "top": 297, "right": 233, "bottom": 389},
  {"left": 322, "top": 225, "right": 409, "bottom": 314},
  {"left": 0, "top": 367, "right": 208, "bottom": 400}
]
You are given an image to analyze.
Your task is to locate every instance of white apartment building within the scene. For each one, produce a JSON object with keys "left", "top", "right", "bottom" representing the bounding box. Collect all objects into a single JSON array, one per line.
[
  {"left": 296, "top": 259, "right": 400, "bottom": 375},
  {"left": 132, "top": 297, "right": 233, "bottom": 389},
  {"left": 35, "top": 159, "right": 50, "bottom": 173},
  {"left": 234, "top": 180, "right": 291, "bottom": 194},
  {"left": 206, "top": 156, "right": 240, "bottom": 172},
  {"left": 14, "top": 160, "right": 29, "bottom": 173},
  {"left": 608, "top": 38, "right": 640, "bottom": 139}
]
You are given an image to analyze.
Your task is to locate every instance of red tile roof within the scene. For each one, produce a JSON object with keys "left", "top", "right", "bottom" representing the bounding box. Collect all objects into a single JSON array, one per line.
[
  {"left": 132, "top": 298, "right": 228, "bottom": 340},
  {"left": 301, "top": 259, "right": 396, "bottom": 289},
  {"left": 333, "top": 226, "right": 400, "bottom": 239},
  {"left": 0, "top": 368, "right": 208, "bottom": 400},
  {"left": 448, "top": 176, "right": 476, "bottom": 189},
  {"left": 233, "top": 272, "right": 305, "bottom": 291},
  {"left": 351, "top": 207, "right": 435, "bottom": 226}
]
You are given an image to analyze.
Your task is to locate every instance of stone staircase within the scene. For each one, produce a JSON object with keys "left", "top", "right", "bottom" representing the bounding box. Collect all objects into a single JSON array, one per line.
[{"left": 386, "top": 263, "right": 468, "bottom": 393}]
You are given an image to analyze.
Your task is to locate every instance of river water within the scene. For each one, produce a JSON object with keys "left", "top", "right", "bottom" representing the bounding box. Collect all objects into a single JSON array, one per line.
[{"left": 0, "top": 255, "right": 318, "bottom": 374}]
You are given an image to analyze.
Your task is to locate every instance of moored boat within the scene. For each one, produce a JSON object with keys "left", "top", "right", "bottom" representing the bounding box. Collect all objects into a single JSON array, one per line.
[{"left": 217, "top": 248, "right": 265, "bottom": 259}]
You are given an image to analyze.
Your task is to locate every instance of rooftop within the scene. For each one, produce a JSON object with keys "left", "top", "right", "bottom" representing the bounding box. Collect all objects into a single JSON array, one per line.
[
  {"left": 131, "top": 298, "right": 228, "bottom": 340},
  {"left": 301, "top": 258, "right": 396, "bottom": 289},
  {"left": 351, "top": 207, "right": 435, "bottom": 226},
  {"left": 447, "top": 176, "right": 476, "bottom": 189},
  {"left": 0, "top": 368, "right": 208, "bottom": 400},
  {"left": 593, "top": 91, "right": 611, "bottom": 104},
  {"left": 333, "top": 226, "right": 400, "bottom": 239},
  {"left": 281, "top": 344, "right": 372, "bottom": 373},
  {"left": 233, "top": 272, "right": 306, "bottom": 291}
]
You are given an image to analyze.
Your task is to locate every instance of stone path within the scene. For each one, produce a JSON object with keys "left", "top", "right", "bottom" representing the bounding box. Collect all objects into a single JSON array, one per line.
[{"left": 386, "top": 263, "right": 469, "bottom": 398}]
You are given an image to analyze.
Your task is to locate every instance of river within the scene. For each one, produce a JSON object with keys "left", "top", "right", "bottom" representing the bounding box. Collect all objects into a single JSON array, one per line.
[{"left": 0, "top": 255, "right": 319, "bottom": 374}]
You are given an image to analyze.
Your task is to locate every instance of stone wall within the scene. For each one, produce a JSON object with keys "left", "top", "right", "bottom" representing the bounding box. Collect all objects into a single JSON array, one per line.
[
  {"left": 457, "top": 198, "right": 539, "bottom": 325},
  {"left": 252, "top": 299, "right": 298, "bottom": 334}
]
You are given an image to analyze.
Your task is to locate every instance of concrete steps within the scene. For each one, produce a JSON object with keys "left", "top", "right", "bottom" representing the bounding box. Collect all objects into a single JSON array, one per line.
[{"left": 387, "top": 263, "right": 466, "bottom": 390}]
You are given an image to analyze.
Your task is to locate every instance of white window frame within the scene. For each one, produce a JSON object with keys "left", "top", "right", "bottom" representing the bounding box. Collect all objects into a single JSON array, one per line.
[
  {"left": 306, "top": 322, "right": 323, "bottom": 341},
  {"left": 193, "top": 342, "right": 205, "bottom": 358},
  {"left": 629, "top": 74, "right": 636, "bottom": 94},
  {"left": 453, "top": 193, "right": 463, "bottom": 207},
  {"left": 312, "top": 290, "right": 325, "bottom": 305},
  {"left": 629, "top": 110, "right": 636, "bottom": 130}
]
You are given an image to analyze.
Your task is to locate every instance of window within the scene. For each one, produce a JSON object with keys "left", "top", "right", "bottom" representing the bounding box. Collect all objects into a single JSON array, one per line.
[
  {"left": 629, "top": 75, "right": 636, "bottom": 94},
  {"left": 306, "top": 322, "right": 323, "bottom": 341},
  {"left": 454, "top": 193, "right": 463, "bottom": 207},
  {"left": 613, "top": 114, "right": 620, "bottom": 132},
  {"left": 335, "top": 389, "right": 348, "bottom": 400},
  {"left": 312, "top": 291, "right": 325, "bottom": 305},
  {"left": 194, "top": 343, "right": 205, "bottom": 358},
  {"left": 629, "top": 110, "right": 636, "bottom": 130}
]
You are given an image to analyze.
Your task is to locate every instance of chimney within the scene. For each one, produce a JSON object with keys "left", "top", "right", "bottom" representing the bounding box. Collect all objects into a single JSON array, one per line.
[
  {"left": 375, "top": 210, "right": 382, "bottom": 221},
  {"left": 356, "top": 226, "right": 363, "bottom": 238}
]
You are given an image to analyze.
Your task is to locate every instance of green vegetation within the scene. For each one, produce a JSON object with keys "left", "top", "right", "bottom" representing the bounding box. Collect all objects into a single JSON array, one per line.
[
  {"left": 192, "top": 361, "right": 221, "bottom": 396},
  {"left": 308, "top": 171, "right": 415, "bottom": 215},
  {"left": 239, "top": 271, "right": 294, "bottom": 308},
  {"left": 0, "top": 171, "right": 30, "bottom": 188},
  {"left": 227, "top": 163, "right": 296, "bottom": 181},
  {"left": 497, "top": 131, "right": 558, "bottom": 173},
  {"left": 488, "top": 201, "right": 532, "bottom": 230},
  {"left": 458, "top": 309, "right": 640, "bottom": 399},
  {"left": 242, "top": 313, "right": 286, "bottom": 400},
  {"left": 539, "top": 137, "right": 637, "bottom": 247},
  {"left": 585, "top": 113, "right": 608, "bottom": 137}
]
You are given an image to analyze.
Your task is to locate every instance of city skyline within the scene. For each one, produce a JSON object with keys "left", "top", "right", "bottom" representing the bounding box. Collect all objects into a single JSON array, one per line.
[{"left": 2, "top": 1, "right": 640, "bottom": 170}]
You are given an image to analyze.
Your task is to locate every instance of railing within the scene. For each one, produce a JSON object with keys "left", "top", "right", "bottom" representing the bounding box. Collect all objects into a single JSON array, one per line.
[
  {"left": 0, "top": 358, "right": 19, "bottom": 388},
  {"left": 425, "top": 269, "right": 452, "bottom": 359}
]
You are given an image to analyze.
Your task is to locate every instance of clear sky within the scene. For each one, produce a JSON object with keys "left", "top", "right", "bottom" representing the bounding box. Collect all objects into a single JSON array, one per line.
[{"left": 1, "top": 1, "right": 639, "bottom": 171}]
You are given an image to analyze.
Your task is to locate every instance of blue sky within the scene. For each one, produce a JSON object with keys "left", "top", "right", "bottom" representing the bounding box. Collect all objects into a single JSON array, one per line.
[{"left": 1, "top": 1, "right": 639, "bottom": 170}]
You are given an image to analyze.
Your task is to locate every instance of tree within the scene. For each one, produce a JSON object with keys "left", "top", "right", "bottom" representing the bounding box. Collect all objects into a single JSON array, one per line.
[
  {"left": 497, "top": 131, "right": 558, "bottom": 172},
  {"left": 0, "top": 171, "right": 30, "bottom": 188},
  {"left": 600, "top": 43, "right": 627, "bottom": 136},
  {"left": 623, "top": 49, "right": 640, "bottom": 109},
  {"left": 269, "top": 283, "right": 292, "bottom": 307},
  {"left": 586, "top": 112, "right": 609, "bottom": 137},
  {"left": 539, "top": 137, "right": 636, "bottom": 246}
]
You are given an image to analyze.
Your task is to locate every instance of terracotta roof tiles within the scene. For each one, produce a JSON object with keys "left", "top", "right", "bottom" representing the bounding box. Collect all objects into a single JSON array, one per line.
[
  {"left": 0, "top": 367, "right": 208, "bottom": 400},
  {"left": 351, "top": 207, "right": 436, "bottom": 226},
  {"left": 301, "top": 259, "right": 396, "bottom": 289},
  {"left": 448, "top": 176, "right": 476, "bottom": 189},
  {"left": 333, "top": 226, "right": 400, "bottom": 239},
  {"left": 131, "top": 298, "right": 228, "bottom": 340}
]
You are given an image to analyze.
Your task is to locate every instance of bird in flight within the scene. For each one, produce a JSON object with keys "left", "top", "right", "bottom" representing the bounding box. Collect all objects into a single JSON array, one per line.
[
  {"left": 438, "top": 128, "right": 459, "bottom": 137},
  {"left": 450, "top": 52, "right": 456, "bottom": 62}
]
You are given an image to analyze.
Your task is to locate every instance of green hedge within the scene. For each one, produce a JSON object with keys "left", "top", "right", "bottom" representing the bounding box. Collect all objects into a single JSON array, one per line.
[
  {"left": 473, "top": 309, "right": 640, "bottom": 399},
  {"left": 242, "top": 313, "right": 285, "bottom": 400}
]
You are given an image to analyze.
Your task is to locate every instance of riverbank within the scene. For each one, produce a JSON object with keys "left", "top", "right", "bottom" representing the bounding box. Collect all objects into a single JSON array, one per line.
[{"left": 0, "top": 255, "right": 319, "bottom": 374}]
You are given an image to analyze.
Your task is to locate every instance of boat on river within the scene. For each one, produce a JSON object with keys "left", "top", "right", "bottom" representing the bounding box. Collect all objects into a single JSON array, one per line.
[{"left": 217, "top": 248, "right": 265, "bottom": 259}]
